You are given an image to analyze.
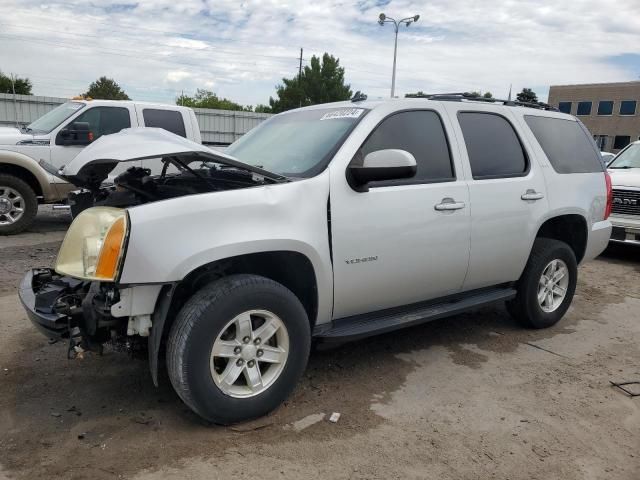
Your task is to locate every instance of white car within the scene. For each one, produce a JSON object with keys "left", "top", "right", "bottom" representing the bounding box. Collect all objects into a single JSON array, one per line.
[
  {"left": 600, "top": 151, "right": 616, "bottom": 168},
  {"left": 607, "top": 140, "right": 640, "bottom": 244},
  {"left": 20, "top": 96, "right": 612, "bottom": 424},
  {"left": 0, "top": 99, "right": 200, "bottom": 233}
]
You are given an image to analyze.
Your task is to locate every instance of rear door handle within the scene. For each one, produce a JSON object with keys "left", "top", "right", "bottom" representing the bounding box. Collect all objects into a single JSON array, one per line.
[
  {"left": 521, "top": 189, "right": 544, "bottom": 201},
  {"left": 434, "top": 198, "right": 466, "bottom": 211}
]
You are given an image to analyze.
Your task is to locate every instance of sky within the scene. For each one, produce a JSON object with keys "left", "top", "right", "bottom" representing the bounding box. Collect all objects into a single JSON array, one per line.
[{"left": 2, "top": 0, "right": 640, "bottom": 107}]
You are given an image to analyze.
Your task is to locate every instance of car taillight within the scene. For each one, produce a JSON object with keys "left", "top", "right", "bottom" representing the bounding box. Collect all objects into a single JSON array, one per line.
[{"left": 604, "top": 171, "right": 613, "bottom": 220}]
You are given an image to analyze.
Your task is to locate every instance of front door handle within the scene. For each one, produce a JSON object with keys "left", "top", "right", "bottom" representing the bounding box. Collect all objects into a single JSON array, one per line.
[
  {"left": 521, "top": 189, "right": 544, "bottom": 201},
  {"left": 434, "top": 198, "right": 466, "bottom": 211}
]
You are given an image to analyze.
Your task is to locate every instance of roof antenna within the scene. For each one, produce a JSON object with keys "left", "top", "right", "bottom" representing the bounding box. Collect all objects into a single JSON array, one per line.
[{"left": 507, "top": 84, "right": 512, "bottom": 101}]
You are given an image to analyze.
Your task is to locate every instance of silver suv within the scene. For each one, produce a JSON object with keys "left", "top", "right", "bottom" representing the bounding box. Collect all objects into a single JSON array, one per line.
[{"left": 19, "top": 95, "right": 612, "bottom": 424}]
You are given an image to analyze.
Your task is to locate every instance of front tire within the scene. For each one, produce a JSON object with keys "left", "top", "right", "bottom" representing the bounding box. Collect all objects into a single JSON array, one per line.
[
  {"left": 0, "top": 174, "right": 38, "bottom": 235},
  {"left": 507, "top": 238, "right": 577, "bottom": 329},
  {"left": 166, "top": 274, "right": 311, "bottom": 424}
]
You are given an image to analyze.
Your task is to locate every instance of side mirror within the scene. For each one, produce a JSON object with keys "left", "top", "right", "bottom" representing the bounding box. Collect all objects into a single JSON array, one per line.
[
  {"left": 348, "top": 149, "right": 417, "bottom": 191},
  {"left": 56, "top": 122, "right": 93, "bottom": 146}
]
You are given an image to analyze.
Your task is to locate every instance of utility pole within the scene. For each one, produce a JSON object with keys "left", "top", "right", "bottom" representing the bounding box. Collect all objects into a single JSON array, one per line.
[
  {"left": 10, "top": 73, "right": 18, "bottom": 128},
  {"left": 298, "top": 48, "right": 303, "bottom": 108}
]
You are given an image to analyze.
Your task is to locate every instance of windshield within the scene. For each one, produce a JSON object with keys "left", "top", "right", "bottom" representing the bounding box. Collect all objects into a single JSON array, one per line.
[
  {"left": 609, "top": 143, "right": 640, "bottom": 169},
  {"left": 27, "top": 102, "right": 85, "bottom": 134},
  {"left": 225, "top": 107, "right": 367, "bottom": 177}
]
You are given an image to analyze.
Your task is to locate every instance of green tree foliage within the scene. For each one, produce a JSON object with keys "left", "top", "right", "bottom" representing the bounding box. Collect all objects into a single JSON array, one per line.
[
  {"left": 483, "top": 91, "right": 493, "bottom": 99},
  {"left": 268, "top": 53, "right": 352, "bottom": 113},
  {"left": 516, "top": 87, "right": 538, "bottom": 104},
  {"left": 83, "top": 76, "right": 130, "bottom": 100},
  {"left": 405, "top": 91, "right": 428, "bottom": 98},
  {"left": 176, "top": 89, "right": 253, "bottom": 111},
  {"left": 254, "top": 104, "right": 272, "bottom": 113},
  {"left": 0, "top": 71, "right": 32, "bottom": 95}
]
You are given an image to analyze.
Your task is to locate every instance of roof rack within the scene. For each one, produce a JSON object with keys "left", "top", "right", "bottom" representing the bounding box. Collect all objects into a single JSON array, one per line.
[{"left": 406, "top": 92, "right": 557, "bottom": 111}]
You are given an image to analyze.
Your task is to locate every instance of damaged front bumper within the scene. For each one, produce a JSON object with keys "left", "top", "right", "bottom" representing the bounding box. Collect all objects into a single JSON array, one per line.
[
  {"left": 19, "top": 268, "right": 85, "bottom": 339},
  {"left": 19, "top": 268, "right": 126, "bottom": 346}
]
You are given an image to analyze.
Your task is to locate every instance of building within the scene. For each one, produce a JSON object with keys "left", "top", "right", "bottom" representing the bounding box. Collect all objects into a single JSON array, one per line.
[{"left": 547, "top": 81, "right": 640, "bottom": 153}]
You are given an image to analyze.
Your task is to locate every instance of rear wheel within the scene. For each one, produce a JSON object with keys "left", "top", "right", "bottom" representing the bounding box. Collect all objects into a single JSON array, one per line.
[
  {"left": 0, "top": 174, "right": 38, "bottom": 235},
  {"left": 507, "top": 238, "right": 577, "bottom": 329},
  {"left": 167, "top": 274, "right": 311, "bottom": 424}
]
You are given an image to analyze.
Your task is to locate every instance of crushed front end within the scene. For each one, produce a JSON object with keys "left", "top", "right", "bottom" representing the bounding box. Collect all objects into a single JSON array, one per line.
[{"left": 19, "top": 268, "right": 129, "bottom": 358}]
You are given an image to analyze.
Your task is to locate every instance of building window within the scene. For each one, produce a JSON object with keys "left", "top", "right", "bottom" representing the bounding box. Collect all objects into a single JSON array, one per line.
[
  {"left": 613, "top": 136, "right": 631, "bottom": 150},
  {"left": 594, "top": 135, "right": 608, "bottom": 150},
  {"left": 597, "top": 101, "right": 614, "bottom": 115},
  {"left": 558, "top": 102, "right": 572, "bottom": 114},
  {"left": 576, "top": 101, "right": 592, "bottom": 116},
  {"left": 619, "top": 100, "right": 637, "bottom": 115}
]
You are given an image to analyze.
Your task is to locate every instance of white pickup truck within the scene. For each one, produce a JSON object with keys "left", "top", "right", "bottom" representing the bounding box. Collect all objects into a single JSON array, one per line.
[{"left": 0, "top": 99, "right": 201, "bottom": 234}]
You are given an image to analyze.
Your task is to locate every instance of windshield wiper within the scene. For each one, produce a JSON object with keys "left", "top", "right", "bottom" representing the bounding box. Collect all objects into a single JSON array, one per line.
[{"left": 609, "top": 165, "right": 637, "bottom": 169}]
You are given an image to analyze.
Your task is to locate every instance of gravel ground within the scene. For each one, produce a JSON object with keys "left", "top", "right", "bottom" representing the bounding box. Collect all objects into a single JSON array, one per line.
[{"left": 0, "top": 207, "right": 638, "bottom": 480}]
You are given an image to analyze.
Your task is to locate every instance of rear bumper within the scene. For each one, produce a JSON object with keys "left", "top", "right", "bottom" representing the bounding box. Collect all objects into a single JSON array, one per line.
[
  {"left": 18, "top": 269, "right": 71, "bottom": 338},
  {"left": 583, "top": 220, "right": 612, "bottom": 261}
]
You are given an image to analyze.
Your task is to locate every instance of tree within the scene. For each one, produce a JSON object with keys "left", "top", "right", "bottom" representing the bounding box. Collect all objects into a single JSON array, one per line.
[
  {"left": 516, "top": 88, "right": 538, "bottom": 104},
  {"left": 483, "top": 91, "right": 493, "bottom": 99},
  {"left": 268, "top": 53, "right": 352, "bottom": 113},
  {"left": 405, "top": 91, "right": 428, "bottom": 98},
  {"left": 176, "top": 89, "right": 252, "bottom": 111},
  {"left": 254, "top": 104, "right": 272, "bottom": 113},
  {"left": 83, "top": 76, "right": 130, "bottom": 100},
  {"left": 0, "top": 71, "right": 32, "bottom": 95}
]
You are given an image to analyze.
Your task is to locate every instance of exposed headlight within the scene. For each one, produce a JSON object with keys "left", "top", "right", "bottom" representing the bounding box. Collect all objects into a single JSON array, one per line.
[{"left": 56, "top": 207, "right": 128, "bottom": 281}]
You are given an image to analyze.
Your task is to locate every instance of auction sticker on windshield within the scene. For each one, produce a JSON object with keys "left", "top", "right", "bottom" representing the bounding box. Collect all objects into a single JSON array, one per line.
[{"left": 320, "top": 108, "right": 364, "bottom": 120}]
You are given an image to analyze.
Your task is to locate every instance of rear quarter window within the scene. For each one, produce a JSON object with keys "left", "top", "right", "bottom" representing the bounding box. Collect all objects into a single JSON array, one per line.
[
  {"left": 524, "top": 116, "right": 603, "bottom": 173},
  {"left": 142, "top": 109, "right": 187, "bottom": 137}
]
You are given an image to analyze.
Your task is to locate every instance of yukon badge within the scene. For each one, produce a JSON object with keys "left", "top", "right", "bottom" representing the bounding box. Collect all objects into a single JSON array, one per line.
[{"left": 345, "top": 256, "right": 378, "bottom": 265}]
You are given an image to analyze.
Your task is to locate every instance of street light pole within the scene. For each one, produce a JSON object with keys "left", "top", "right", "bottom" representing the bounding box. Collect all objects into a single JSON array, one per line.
[{"left": 378, "top": 13, "right": 420, "bottom": 98}]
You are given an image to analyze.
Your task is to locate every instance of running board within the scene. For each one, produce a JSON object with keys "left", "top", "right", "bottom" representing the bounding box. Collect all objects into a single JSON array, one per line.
[{"left": 315, "top": 287, "right": 516, "bottom": 342}]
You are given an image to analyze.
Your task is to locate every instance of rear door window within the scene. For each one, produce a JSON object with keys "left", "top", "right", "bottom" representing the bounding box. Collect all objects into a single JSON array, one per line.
[
  {"left": 142, "top": 109, "right": 187, "bottom": 137},
  {"left": 524, "top": 116, "right": 603, "bottom": 173},
  {"left": 458, "top": 112, "right": 528, "bottom": 179}
]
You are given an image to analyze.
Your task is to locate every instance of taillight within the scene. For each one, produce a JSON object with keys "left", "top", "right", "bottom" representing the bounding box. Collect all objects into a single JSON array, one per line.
[{"left": 604, "top": 171, "right": 613, "bottom": 220}]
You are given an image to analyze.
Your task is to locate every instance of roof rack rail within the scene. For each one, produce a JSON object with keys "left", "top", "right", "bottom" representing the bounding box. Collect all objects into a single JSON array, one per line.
[{"left": 406, "top": 92, "right": 557, "bottom": 111}]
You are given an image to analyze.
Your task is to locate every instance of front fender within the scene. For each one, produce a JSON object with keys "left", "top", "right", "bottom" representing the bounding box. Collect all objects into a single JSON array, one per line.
[
  {"left": 119, "top": 171, "right": 334, "bottom": 325},
  {"left": 0, "top": 149, "right": 60, "bottom": 201}
]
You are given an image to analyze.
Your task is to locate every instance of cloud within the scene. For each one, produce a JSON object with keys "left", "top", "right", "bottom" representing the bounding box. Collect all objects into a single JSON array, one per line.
[{"left": 2, "top": 0, "right": 639, "bottom": 105}]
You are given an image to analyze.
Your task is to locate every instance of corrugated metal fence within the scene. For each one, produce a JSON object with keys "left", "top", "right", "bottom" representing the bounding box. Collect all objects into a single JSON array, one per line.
[{"left": 0, "top": 93, "right": 271, "bottom": 145}]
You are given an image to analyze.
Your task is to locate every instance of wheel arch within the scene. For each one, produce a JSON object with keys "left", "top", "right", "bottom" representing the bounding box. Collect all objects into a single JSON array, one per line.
[
  {"left": 149, "top": 250, "right": 320, "bottom": 386},
  {"left": 0, "top": 150, "right": 52, "bottom": 199},
  {"left": 535, "top": 213, "right": 588, "bottom": 264}
]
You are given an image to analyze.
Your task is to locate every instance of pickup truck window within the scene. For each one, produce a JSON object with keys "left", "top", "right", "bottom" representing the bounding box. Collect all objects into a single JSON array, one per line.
[
  {"left": 26, "top": 101, "right": 85, "bottom": 134},
  {"left": 226, "top": 107, "right": 366, "bottom": 177},
  {"left": 142, "top": 109, "right": 187, "bottom": 138},
  {"left": 524, "top": 116, "right": 602, "bottom": 173},
  {"left": 609, "top": 143, "right": 640, "bottom": 169},
  {"left": 458, "top": 112, "right": 527, "bottom": 179},
  {"left": 356, "top": 110, "right": 454, "bottom": 185},
  {"left": 73, "top": 107, "right": 131, "bottom": 141}
]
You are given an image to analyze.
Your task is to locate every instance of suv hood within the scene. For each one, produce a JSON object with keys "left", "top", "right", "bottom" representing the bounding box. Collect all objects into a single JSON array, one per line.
[
  {"left": 41, "top": 127, "right": 285, "bottom": 189},
  {"left": 608, "top": 168, "right": 640, "bottom": 189}
]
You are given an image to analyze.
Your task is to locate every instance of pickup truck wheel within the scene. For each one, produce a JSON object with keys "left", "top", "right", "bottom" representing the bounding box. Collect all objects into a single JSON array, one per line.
[
  {"left": 507, "top": 238, "right": 577, "bottom": 329},
  {"left": 166, "top": 274, "right": 311, "bottom": 424},
  {"left": 0, "top": 175, "right": 38, "bottom": 235}
]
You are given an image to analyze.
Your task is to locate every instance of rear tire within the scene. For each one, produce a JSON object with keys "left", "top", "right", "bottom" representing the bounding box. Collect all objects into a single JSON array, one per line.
[
  {"left": 166, "top": 274, "right": 311, "bottom": 424},
  {"left": 0, "top": 174, "right": 38, "bottom": 235},
  {"left": 507, "top": 238, "right": 577, "bottom": 329}
]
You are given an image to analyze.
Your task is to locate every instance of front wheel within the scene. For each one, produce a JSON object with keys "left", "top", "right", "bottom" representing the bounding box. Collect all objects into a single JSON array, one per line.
[
  {"left": 166, "top": 274, "right": 311, "bottom": 424},
  {"left": 507, "top": 238, "right": 577, "bottom": 329},
  {"left": 0, "top": 174, "right": 38, "bottom": 235}
]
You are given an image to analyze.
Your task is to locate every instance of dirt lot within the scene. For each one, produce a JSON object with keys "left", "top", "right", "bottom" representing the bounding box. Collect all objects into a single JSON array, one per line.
[{"left": 0, "top": 207, "right": 638, "bottom": 480}]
